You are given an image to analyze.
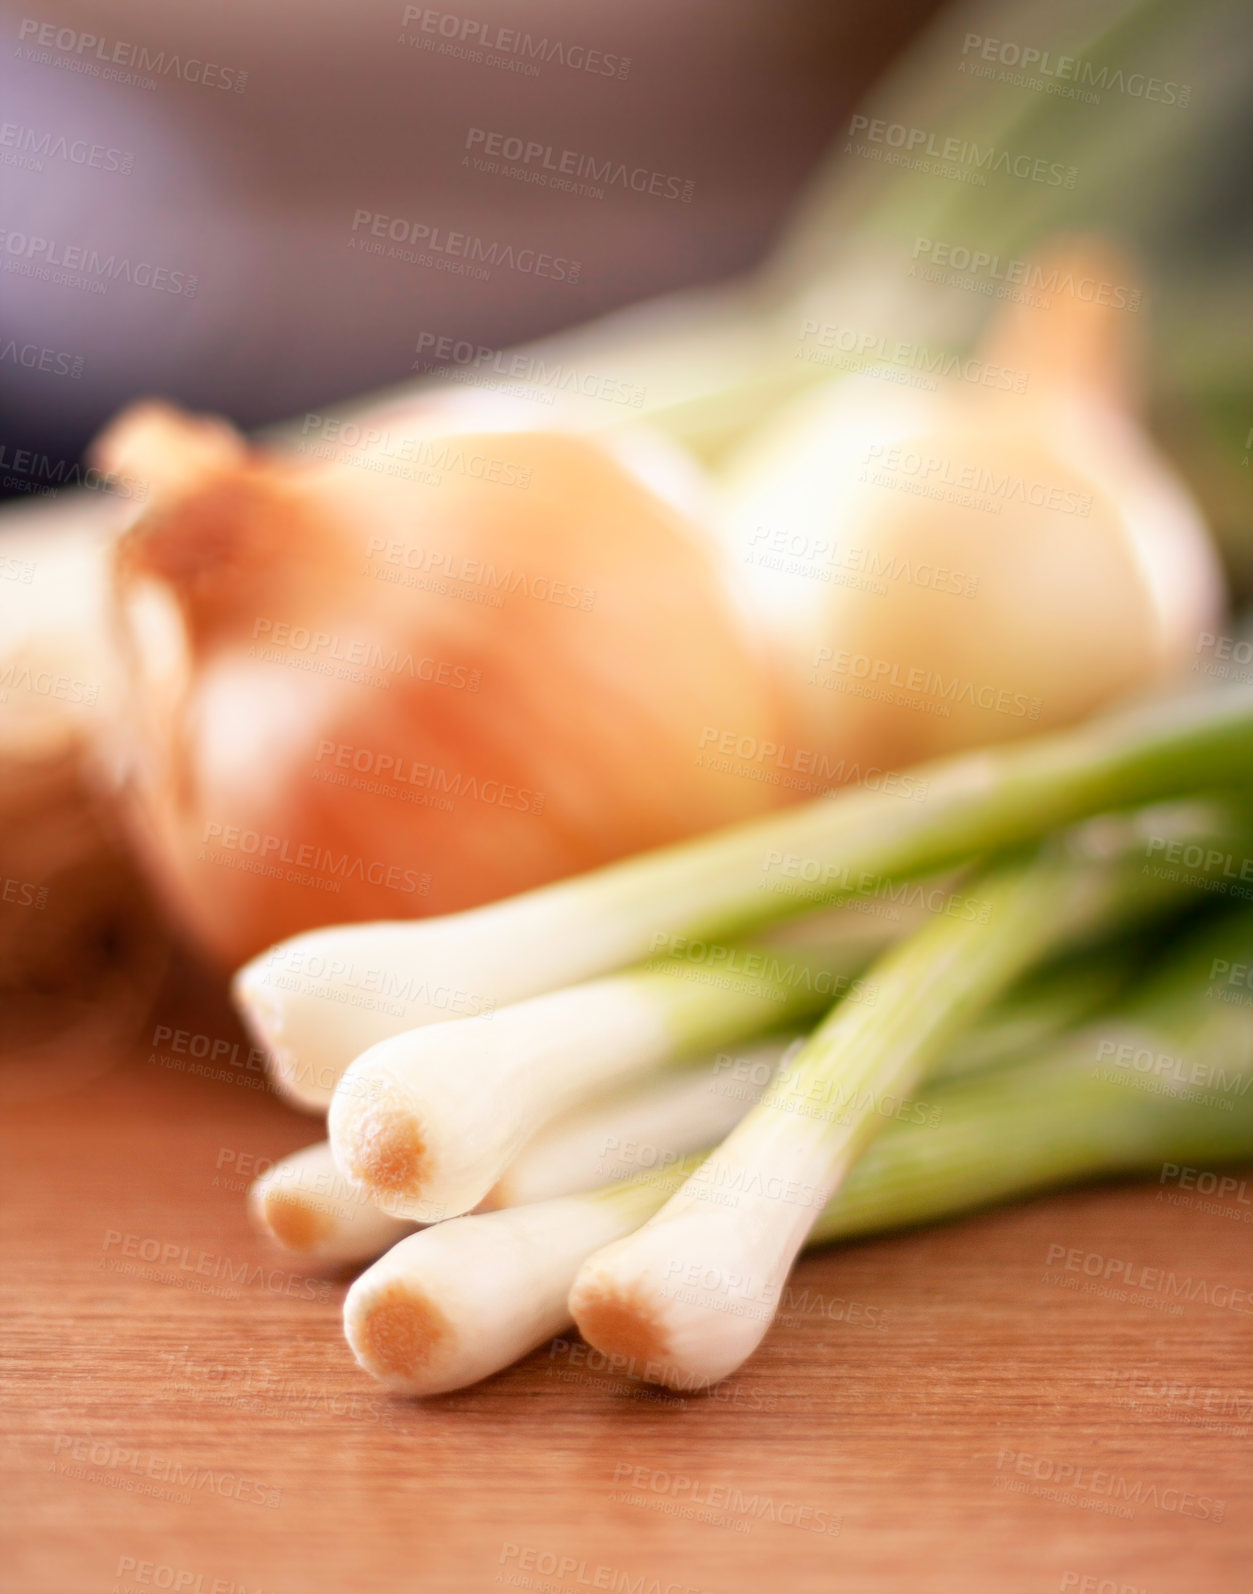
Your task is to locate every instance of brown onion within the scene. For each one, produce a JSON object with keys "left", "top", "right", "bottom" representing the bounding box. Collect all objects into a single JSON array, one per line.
[{"left": 92, "top": 403, "right": 787, "bottom": 967}]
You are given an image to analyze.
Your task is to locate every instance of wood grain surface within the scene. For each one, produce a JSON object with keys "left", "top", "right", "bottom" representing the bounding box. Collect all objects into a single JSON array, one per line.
[{"left": 2, "top": 964, "right": 1251, "bottom": 1594}]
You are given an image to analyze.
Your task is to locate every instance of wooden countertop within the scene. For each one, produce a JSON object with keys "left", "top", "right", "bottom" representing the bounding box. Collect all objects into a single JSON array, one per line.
[{"left": 3, "top": 969, "right": 1251, "bottom": 1594}]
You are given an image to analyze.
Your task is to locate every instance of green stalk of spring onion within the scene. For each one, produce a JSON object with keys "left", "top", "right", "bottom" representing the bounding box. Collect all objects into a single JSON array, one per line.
[
  {"left": 236, "top": 689, "right": 1253, "bottom": 1090},
  {"left": 325, "top": 806, "right": 1248, "bottom": 1220}
]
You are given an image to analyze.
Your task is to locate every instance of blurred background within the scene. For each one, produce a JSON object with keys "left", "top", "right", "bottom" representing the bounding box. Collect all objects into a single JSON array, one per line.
[
  {"left": 2, "top": 0, "right": 1247, "bottom": 563},
  {"left": 0, "top": 0, "right": 943, "bottom": 471}
]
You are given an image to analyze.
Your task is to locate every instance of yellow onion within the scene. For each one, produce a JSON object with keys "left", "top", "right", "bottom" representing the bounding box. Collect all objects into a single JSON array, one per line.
[
  {"left": 90, "top": 402, "right": 787, "bottom": 968},
  {"left": 719, "top": 241, "right": 1224, "bottom": 772}
]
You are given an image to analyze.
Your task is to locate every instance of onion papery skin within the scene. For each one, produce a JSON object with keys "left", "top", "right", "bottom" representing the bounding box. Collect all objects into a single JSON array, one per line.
[{"left": 102, "top": 409, "right": 789, "bottom": 966}]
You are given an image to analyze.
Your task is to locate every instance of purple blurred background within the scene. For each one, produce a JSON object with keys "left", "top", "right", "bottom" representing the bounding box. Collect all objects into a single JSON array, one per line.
[{"left": 0, "top": 0, "right": 940, "bottom": 480}]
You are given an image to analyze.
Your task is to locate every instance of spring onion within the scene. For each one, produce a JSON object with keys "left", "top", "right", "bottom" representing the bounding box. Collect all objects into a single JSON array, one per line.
[
  {"left": 565, "top": 828, "right": 1248, "bottom": 1388},
  {"left": 347, "top": 906, "right": 1253, "bottom": 1395},
  {"left": 326, "top": 951, "right": 856, "bottom": 1222},
  {"left": 248, "top": 1141, "right": 412, "bottom": 1265}
]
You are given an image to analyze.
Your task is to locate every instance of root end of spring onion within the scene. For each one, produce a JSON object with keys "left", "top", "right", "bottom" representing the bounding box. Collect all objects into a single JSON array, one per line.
[
  {"left": 231, "top": 920, "right": 472, "bottom": 1109},
  {"left": 231, "top": 963, "right": 317, "bottom": 1110},
  {"left": 327, "top": 1021, "right": 526, "bottom": 1218},
  {"left": 253, "top": 1188, "right": 334, "bottom": 1254},
  {"left": 330, "top": 1080, "right": 430, "bottom": 1201},
  {"left": 231, "top": 962, "right": 282, "bottom": 1047},
  {"left": 569, "top": 1206, "right": 795, "bottom": 1390},
  {"left": 248, "top": 1141, "right": 416, "bottom": 1264},
  {"left": 346, "top": 1180, "right": 683, "bottom": 1395},
  {"left": 567, "top": 1260, "right": 674, "bottom": 1378},
  {"left": 346, "top": 1278, "right": 453, "bottom": 1390}
]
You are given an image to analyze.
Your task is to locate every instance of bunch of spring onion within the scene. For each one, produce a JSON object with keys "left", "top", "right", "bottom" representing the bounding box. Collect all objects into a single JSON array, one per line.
[
  {"left": 236, "top": 681, "right": 1253, "bottom": 1394},
  {"left": 0, "top": 0, "right": 1244, "bottom": 1382}
]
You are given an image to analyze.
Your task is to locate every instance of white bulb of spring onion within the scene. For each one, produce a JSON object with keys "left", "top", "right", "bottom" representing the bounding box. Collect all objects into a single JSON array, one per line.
[
  {"left": 248, "top": 1141, "right": 412, "bottom": 1265},
  {"left": 343, "top": 1179, "right": 666, "bottom": 1396}
]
